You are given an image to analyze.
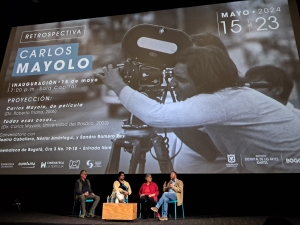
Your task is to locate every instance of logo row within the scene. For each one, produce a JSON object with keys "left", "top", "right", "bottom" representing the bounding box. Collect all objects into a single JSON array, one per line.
[{"left": 0, "top": 160, "right": 102, "bottom": 169}]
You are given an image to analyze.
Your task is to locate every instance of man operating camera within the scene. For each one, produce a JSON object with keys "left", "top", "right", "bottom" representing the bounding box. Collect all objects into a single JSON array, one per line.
[{"left": 98, "top": 45, "right": 300, "bottom": 173}]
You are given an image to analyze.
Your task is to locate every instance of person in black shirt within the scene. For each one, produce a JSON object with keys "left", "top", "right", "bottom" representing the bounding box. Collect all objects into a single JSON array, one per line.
[{"left": 74, "top": 170, "right": 100, "bottom": 218}]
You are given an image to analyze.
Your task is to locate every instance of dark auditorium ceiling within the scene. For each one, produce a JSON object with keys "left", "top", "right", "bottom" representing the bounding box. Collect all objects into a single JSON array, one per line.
[
  {"left": 1, "top": 0, "right": 300, "bottom": 70},
  {"left": 6, "top": 0, "right": 299, "bottom": 27}
]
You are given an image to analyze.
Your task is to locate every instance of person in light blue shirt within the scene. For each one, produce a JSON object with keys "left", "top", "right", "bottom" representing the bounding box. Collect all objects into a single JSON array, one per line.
[{"left": 150, "top": 171, "right": 184, "bottom": 221}]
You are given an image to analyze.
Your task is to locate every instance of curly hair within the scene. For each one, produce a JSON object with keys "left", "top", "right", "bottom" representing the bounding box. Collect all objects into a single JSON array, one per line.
[
  {"left": 191, "top": 33, "right": 229, "bottom": 56},
  {"left": 175, "top": 45, "right": 242, "bottom": 93},
  {"left": 245, "top": 64, "right": 293, "bottom": 101}
]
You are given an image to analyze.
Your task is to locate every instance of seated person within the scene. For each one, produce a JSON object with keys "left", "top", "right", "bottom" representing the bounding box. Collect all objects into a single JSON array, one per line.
[
  {"left": 110, "top": 171, "right": 132, "bottom": 203},
  {"left": 151, "top": 171, "right": 183, "bottom": 221},
  {"left": 139, "top": 174, "right": 159, "bottom": 219},
  {"left": 245, "top": 64, "right": 300, "bottom": 118},
  {"left": 74, "top": 170, "right": 100, "bottom": 218}
]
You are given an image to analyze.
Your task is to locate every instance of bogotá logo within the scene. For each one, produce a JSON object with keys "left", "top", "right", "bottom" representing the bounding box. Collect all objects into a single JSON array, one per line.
[
  {"left": 286, "top": 158, "right": 300, "bottom": 163},
  {"left": 227, "top": 154, "right": 236, "bottom": 163}
]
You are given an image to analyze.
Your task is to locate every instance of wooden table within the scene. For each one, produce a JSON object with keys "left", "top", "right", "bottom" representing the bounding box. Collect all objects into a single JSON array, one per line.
[{"left": 102, "top": 203, "right": 137, "bottom": 221}]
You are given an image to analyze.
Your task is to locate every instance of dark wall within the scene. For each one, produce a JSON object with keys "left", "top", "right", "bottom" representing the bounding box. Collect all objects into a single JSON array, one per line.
[
  {"left": 3, "top": 0, "right": 300, "bottom": 68},
  {"left": 1, "top": 0, "right": 300, "bottom": 218},
  {"left": 1, "top": 173, "right": 300, "bottom": 217}
]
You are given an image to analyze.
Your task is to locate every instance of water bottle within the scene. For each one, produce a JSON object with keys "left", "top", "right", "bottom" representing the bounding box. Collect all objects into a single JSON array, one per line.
[{"left": 107, "top": 195, "right": 109, "bottom": 203}]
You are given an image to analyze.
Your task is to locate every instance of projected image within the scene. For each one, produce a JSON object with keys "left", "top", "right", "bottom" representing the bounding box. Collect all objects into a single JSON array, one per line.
[{"left": 0, "top": 0, "right": 300, "bottom": 174}]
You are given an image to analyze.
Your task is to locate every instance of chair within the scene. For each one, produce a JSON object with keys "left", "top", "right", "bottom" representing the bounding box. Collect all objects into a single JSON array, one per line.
[
  {"left": 139, "top": 200, "right": 156, "bottom": 219},
  {"left": 161, "top": 199, "right": 184, "bottom": 220},
  {"left": 72, "top": 198, "right": 95, "bottom": 217}
]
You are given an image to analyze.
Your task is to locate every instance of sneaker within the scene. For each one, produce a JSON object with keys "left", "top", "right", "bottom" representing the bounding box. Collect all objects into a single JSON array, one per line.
[
  {"left": 159, "top": 216, "right": 168, "bottom": 221},
  {"left": 150, "top": 207, "right": 158, "bottom": 212},
  {"left": 88, "top": 213, "right": 96, "bottom": 218},
  {"left": 79, "top": 214, "right": 85, "bottom": 218}
]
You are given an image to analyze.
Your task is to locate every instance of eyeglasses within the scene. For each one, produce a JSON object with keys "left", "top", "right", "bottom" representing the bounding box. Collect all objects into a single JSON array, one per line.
[{"left": 81, "top": 173, "right": 87, "bottom": 175}]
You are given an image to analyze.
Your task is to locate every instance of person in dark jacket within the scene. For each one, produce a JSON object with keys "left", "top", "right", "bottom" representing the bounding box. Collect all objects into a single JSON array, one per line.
[{"left": 74, "top": 170, "right": 100, "bottom": 218}]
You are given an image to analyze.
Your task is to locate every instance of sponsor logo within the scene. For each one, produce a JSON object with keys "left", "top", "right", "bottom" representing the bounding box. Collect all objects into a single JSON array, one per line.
[
  {"left": 18, "top": 162, "right": 35, "bottom": 168},
  {"left": 226, "top": 154, "right": 239, "bottom": 168},
  {"left": 86, "top": 160, "right": 94, "bottom": 169},
  {"left": 286, "top": 158, "right": 300, "bottom": 163},
  {"left": 1, "top": 163, "right": 14, "bottom": 169},
  {"left": 41, "top": 161, "right": 64, "bottom": 168},
  {"left": 69, "top": 160, "right": 80, "bottom": 169},
  {"left": 86, "top": 160, "right": 102, "bottom": 169},
  {"left": 94, "top": 161, "right": 102, "bottom": 168},
  {"left": 243, "top": 155, "right": 280, "bottom": 165},
  {"left": 227, "top": 154, "right": 236, "bottom": 163}
]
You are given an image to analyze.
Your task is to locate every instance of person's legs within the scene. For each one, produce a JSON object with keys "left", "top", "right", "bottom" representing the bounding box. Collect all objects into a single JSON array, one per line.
[
  {"left": 147, "top": 197, "right": 155, "bottom": 218},
  {"left": 79, "top": 195, "right": 86, "bottom": 217},
  {"left": 161, "top": 193, "right": 176, "bottom": 218},
  {"left": 140, "top": 195, "right": 148, "bottom": 218},
  {"left": 88, "top": 194, "right": 100, "bottom": 216},
  {"left": 154, "top": 193, "right": 166, "bottom": 209},
  {"left": 151, "top": 192, "right": 176, "bottom": 218}
]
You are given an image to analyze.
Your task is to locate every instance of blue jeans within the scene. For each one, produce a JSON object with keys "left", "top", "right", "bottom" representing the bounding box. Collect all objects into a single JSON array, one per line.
[{"left": 155, "top": 192, "right": 176, "bottom": 217}]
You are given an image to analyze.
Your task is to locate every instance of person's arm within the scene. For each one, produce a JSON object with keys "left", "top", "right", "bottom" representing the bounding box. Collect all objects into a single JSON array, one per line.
[
  {"left": 113, "top": 181, "right": 123, "bottom": 193},
  {"left": 172, "top": 180, "right": 183, "bottom": 193},
  {"left": 163, "top": 181, "right": 170, "bottom": 192},
  {"left": 74, "top": 180, "right": 83, "bottom": 195},
  {"left": 172, "top": 127, "right": 219, "bottom": 162},
  {"left": 139, "top": 184, "right": 144, "bottom": 197},
  {"left": 127, "top": 182, "right": 132, "bottom": 195},
  {"left": 98, "top": 64, "right": 225, "bottom": 128},
  {"left": 90, "top": 188, "right": 95, "bottom": 196},
  {"left": 87, "top": 179, "right": 94, "bottom": 195},
  {"left": 154, "top": 182, "right": 159, "bottom": 197}
]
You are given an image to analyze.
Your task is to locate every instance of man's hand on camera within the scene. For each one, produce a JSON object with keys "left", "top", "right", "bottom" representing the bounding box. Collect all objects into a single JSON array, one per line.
[{"left": 95, "top": 64, "right": 127, "bottom": 96}]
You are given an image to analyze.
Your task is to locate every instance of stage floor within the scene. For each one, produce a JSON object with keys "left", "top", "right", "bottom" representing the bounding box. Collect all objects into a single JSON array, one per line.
[{"left": 0, "top": 212, "right": 300, "bottom": 225}]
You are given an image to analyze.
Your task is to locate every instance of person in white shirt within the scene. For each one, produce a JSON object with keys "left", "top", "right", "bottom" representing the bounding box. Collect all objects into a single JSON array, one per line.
[
  {"left": 97, "top": 45, "right": 300, "bottom": 173},
  {"left": 245, "top": 64, "right": 300, "bottom": 118}
]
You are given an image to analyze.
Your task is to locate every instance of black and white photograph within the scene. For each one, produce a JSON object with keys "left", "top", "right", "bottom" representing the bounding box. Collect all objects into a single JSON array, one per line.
[{"left": 1, "top": 0, "right": 300, "bottom": 174}]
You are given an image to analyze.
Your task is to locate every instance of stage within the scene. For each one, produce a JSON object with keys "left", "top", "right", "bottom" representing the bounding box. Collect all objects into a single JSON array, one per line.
[{"left": 0, "top": 211, "right": 299, "bottom": 225}]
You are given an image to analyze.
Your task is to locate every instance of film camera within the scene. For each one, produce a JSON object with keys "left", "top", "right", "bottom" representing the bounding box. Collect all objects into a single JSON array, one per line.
[
  {"left": 102, "top": 24, "right": 193, "bottom": 174},
  {"left": 115, "top": 25, "right": 273, "bottom": 96},
  {"left": 116, "top": 24, "right": 193, "bottom": 101}
]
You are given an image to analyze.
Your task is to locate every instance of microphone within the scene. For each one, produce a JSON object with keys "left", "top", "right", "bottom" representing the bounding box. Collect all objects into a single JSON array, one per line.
[{"left": 244, "top": 82, "right": 272, "bottom": 88}]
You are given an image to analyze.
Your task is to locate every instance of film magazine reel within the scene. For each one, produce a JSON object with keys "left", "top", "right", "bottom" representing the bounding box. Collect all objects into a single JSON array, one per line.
[{"left": 105, "top": 24, "right": 193, "bottom": 174}]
